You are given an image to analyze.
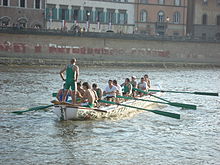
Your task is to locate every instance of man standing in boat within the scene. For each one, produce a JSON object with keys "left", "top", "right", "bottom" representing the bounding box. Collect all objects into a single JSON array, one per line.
[{"left": 59, "top": 58, "right": 79, "bottom": 104}]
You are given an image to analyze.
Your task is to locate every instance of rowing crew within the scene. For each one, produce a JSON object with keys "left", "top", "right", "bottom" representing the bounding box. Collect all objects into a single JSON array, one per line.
[{"left": 57, "top": 58, "right": 151, "bottom": 108}]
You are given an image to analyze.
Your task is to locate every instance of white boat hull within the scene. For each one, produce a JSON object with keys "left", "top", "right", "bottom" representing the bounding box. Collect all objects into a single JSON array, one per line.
[{"left": 53, "top": 92, "right": 162, "bottom": 121}]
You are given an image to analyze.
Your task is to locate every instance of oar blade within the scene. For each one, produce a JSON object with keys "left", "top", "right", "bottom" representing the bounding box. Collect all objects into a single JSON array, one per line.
[
  {"left": 194, "top": 92, "right": 219, "bottom": 96},
  {"left": 151, "top": 110, "right": 180, "bottom": 119},
  {"left": 52, "top": 93, "right": 57, "bottom": 97},
  {"left": 170, "top": 102, "right": 197, "bottom": 110},
  {"left": 12, "top": 104, "right": 54, "bottom": 114}
]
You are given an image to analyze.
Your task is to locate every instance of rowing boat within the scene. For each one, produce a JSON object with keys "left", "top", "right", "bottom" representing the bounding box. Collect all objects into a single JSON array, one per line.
[{"left": 52, "top": 86, "right": 163, "bottom": 121}]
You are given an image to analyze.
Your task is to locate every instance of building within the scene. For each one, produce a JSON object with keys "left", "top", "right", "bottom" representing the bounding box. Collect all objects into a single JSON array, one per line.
[
  {"left": 45, "top": 0, "right": 135, "bottom": 33},
  {"left": 187, "top": 0, "right": 220, "bottom": 40},
  {"left": 0, "top": 0, "right": 45, "bottom": 28},
  {"left": 135, "top": 0, "right": 188, "bottom": 36}
]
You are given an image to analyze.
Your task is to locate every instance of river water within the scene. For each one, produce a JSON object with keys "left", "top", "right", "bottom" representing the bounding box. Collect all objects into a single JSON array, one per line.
[{"left": 0, "top": 65, "right": 220, "bottom": 165}]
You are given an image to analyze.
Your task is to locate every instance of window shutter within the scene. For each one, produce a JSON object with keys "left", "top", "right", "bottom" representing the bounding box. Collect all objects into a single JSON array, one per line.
[
  {"left": 46, "top": 8, "right": 50, "bottom": 20},
  {"left": 117, "top": 13, "right": 120, "bottom": 24},
  {"left": 92, "top": 10, "right": 96, "bottom": 22},
  {"left": 90, "top": 11, "right": 93, "bottom": 23},
  {"left": 59, "top": 8, "right": 62, "bottom": 20},
  {"left": 101, "top": 12, "right": 104, "bottom": 23},
  {"left": 52, "top": 8, "right": 57, "bottom": 20},
  {"left": 106, "top": 11, "right": 109, "bottom": 23},
  {"left": 95, "top": 10, "right": 98, "bottom": 22},
  {"left": 125, "top": 13, "right": 128, "bottom": 24},
  {"left": 83, "top": 10, "right": 86, "bottom": 21},
  {"left": 66, "top": 9, "right": 69, "bottom": 20},
  {"left": 71, "top": 9, "right": 74, "bottom": 21},
  {"left": 113, "top": 13, "right": 116, "bottom": 24}
]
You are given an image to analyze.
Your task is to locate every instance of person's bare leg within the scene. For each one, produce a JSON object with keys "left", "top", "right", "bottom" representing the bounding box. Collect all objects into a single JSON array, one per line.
[
  {"left": 71, "top": 90, "right": 76, "bottom": 105},
  {"left": 62, "top": 90, "right": 68, "bottom": 102}
]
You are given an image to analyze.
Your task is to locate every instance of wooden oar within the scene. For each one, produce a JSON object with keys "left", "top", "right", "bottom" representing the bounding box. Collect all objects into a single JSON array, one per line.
[
  {"left": 117, "top": 95, "right": 197, "bottom": 110},
  {"left": 12, "top": 104, "right": 54, "bottom": 114},
  {"left": 148, "top": 89, "right": 219, "bottom": 96},
  {"left": 133, "top": 88, "right": 197, "bottom": 110},
  {"left": 99, "top": 100, "right": 180, "bottom": 119}
]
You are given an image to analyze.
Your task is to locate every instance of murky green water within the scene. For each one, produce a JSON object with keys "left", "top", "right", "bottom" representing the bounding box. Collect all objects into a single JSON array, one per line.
[{"left": 0, "top": 65, "right": 220, "bottom": 165}]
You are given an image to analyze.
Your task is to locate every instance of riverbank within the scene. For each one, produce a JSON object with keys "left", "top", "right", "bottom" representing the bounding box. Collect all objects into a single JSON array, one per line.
[{"left": 1, "top": 57, "right": 219, "bottom": 68}]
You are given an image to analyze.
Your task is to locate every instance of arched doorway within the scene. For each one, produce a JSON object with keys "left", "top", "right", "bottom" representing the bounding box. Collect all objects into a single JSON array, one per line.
[
  {"left": 0, "top": 16, "right": 11, "bottom": 27},
  {"left": 17, "top": 17, "right": 28, "bottom": 28}
]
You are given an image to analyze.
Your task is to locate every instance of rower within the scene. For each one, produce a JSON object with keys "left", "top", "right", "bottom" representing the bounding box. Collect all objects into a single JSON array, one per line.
[
  {"left": 144, "top": 74, "right": 151, "bottom": 88},
  {"left": 92, "top": 83, "right": 103, "bottom": 100},
  {"left": 137, "top": 77, "right": 148, "bottom": 97},
  {"left": 81, "top": 82, "right": 97, "bottom": 108},
  {"left": 121, "top": 78, "right": 132, "bottom": 97},
  {"left": 103, "top": 80, "right": 117, "bottom": 102},
  {"left": 56, "top": 83, "right": 71, "bottom": 102},
  {"left": 76, "top": 81, "right": 85, "bottom": 102},
  {"left": 131, "top": 76, "right": 138, "bottom": 97},
  {"left": 113, "top": 80, "right": 122, "bottom": 103}
]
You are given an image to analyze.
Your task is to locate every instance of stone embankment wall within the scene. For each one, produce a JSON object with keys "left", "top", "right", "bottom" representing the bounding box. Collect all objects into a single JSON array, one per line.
[{"left": 0, "top": 33, "right": 219, "bottom": 67}]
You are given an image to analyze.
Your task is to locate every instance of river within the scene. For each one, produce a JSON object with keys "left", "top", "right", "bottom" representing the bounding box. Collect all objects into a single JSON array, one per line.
[{"left": 0, "top": 65, "right": 220, "bottom": 165}]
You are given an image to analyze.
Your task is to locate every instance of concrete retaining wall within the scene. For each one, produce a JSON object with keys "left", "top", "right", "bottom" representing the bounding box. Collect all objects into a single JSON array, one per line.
[{"left": 0, "top": 33, "right": 220, "bottom": 67}]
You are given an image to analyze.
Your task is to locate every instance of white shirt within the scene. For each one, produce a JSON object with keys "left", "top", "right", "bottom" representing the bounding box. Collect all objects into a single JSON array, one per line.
[
  {"left": 104, "top": 85, "right": 117, "bottom": 97},
  {"left": 138, "top": 81, "right": 147, "bottom": 90},
  {"left": 115, "top": 84, "right": 122, "bottom": 96}
]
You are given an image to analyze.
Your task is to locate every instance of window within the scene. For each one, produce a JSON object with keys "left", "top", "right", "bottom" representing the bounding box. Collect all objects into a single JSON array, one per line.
[
  {"left": 202, "top": 33, "right": 206, "bottom": 40},
  {"left": 18, "top": 17, "right": 27, "bottom": 28},
  {"left": 140, "top": 0, "right": 148, "bottom": 4},
  {"left": 73, "top": 9, "right": 79, "bottom": 21},
  {"left": 158, "top": 11, "right": 165, "bottom": 22},
  {"left": 217, "top": 15, "right": 220, "bottom": 25},
  {"left": 3, "top": 0, "right": 8, "bottom": 6},
  {"left": 119, "top": 13, "right": 125, "bottom": 24},
  {"left": 173, "top": 12, "right": 180, "bottom": 24},
  {"left": 203, "top": 0, "right": 208, "bottom": 5},
  {"left": 202, "top": 14, "right": 207, "bottom": 25},
  {"left": 20, "top": 0, "right": 25, "bottom": 7},
  {"left": 140, "top": 10, "right": 147, "bottom": 22},
  {"left": 35, "top": 0, "right": 40, "bottom": 9},
  {"left": 173, "top": 32, "right": 179, "bottom": 36},
  {"left": 158, "top": 0, "right": 165, "bottom": 5},
  {"left": 119, "top": 11, "right": 127, "bottom": 24},
  {"left": 97, "top": 10, "right": 104, "bottom": 23},
  {"left": 85, "top": 10, "right": 92, "bottom": 21},
  {"left": 107, "top": 10, "right": 115, "bottom": 24},
  {"left": 174, "top": 0, "right": 181, "bottom": 6},
  {"left": 61, "top": 9, "right": 66, "bottom": 20}
]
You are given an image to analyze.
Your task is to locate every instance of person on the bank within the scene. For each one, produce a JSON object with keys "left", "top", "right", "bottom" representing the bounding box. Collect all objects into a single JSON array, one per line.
[
  {"left": 121, "top": 78, "right": 132, "bottom": 96},
  {"left": 92, "top": 83, "right": 103, "bottom": 100},
  {"left": 56, "top": 83, "right": 71, "bottom": 102},
  {"left": 144, "top": 74, "right": 151, "bottom": 88},
  {"left": 59, "top": 58, "right": 79, "bottom": 104},
  {"left": 131, "top": 76, "right": 138, "bottom": 97},
  {"left": 81, "top": 82, "right": 97, "bottom": 108},
  {"left": 138, "top": 77, "right": 148, "bottom": 96},
  {"left": 103, "top": 80, "right": 117, "bottom": 101}
]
